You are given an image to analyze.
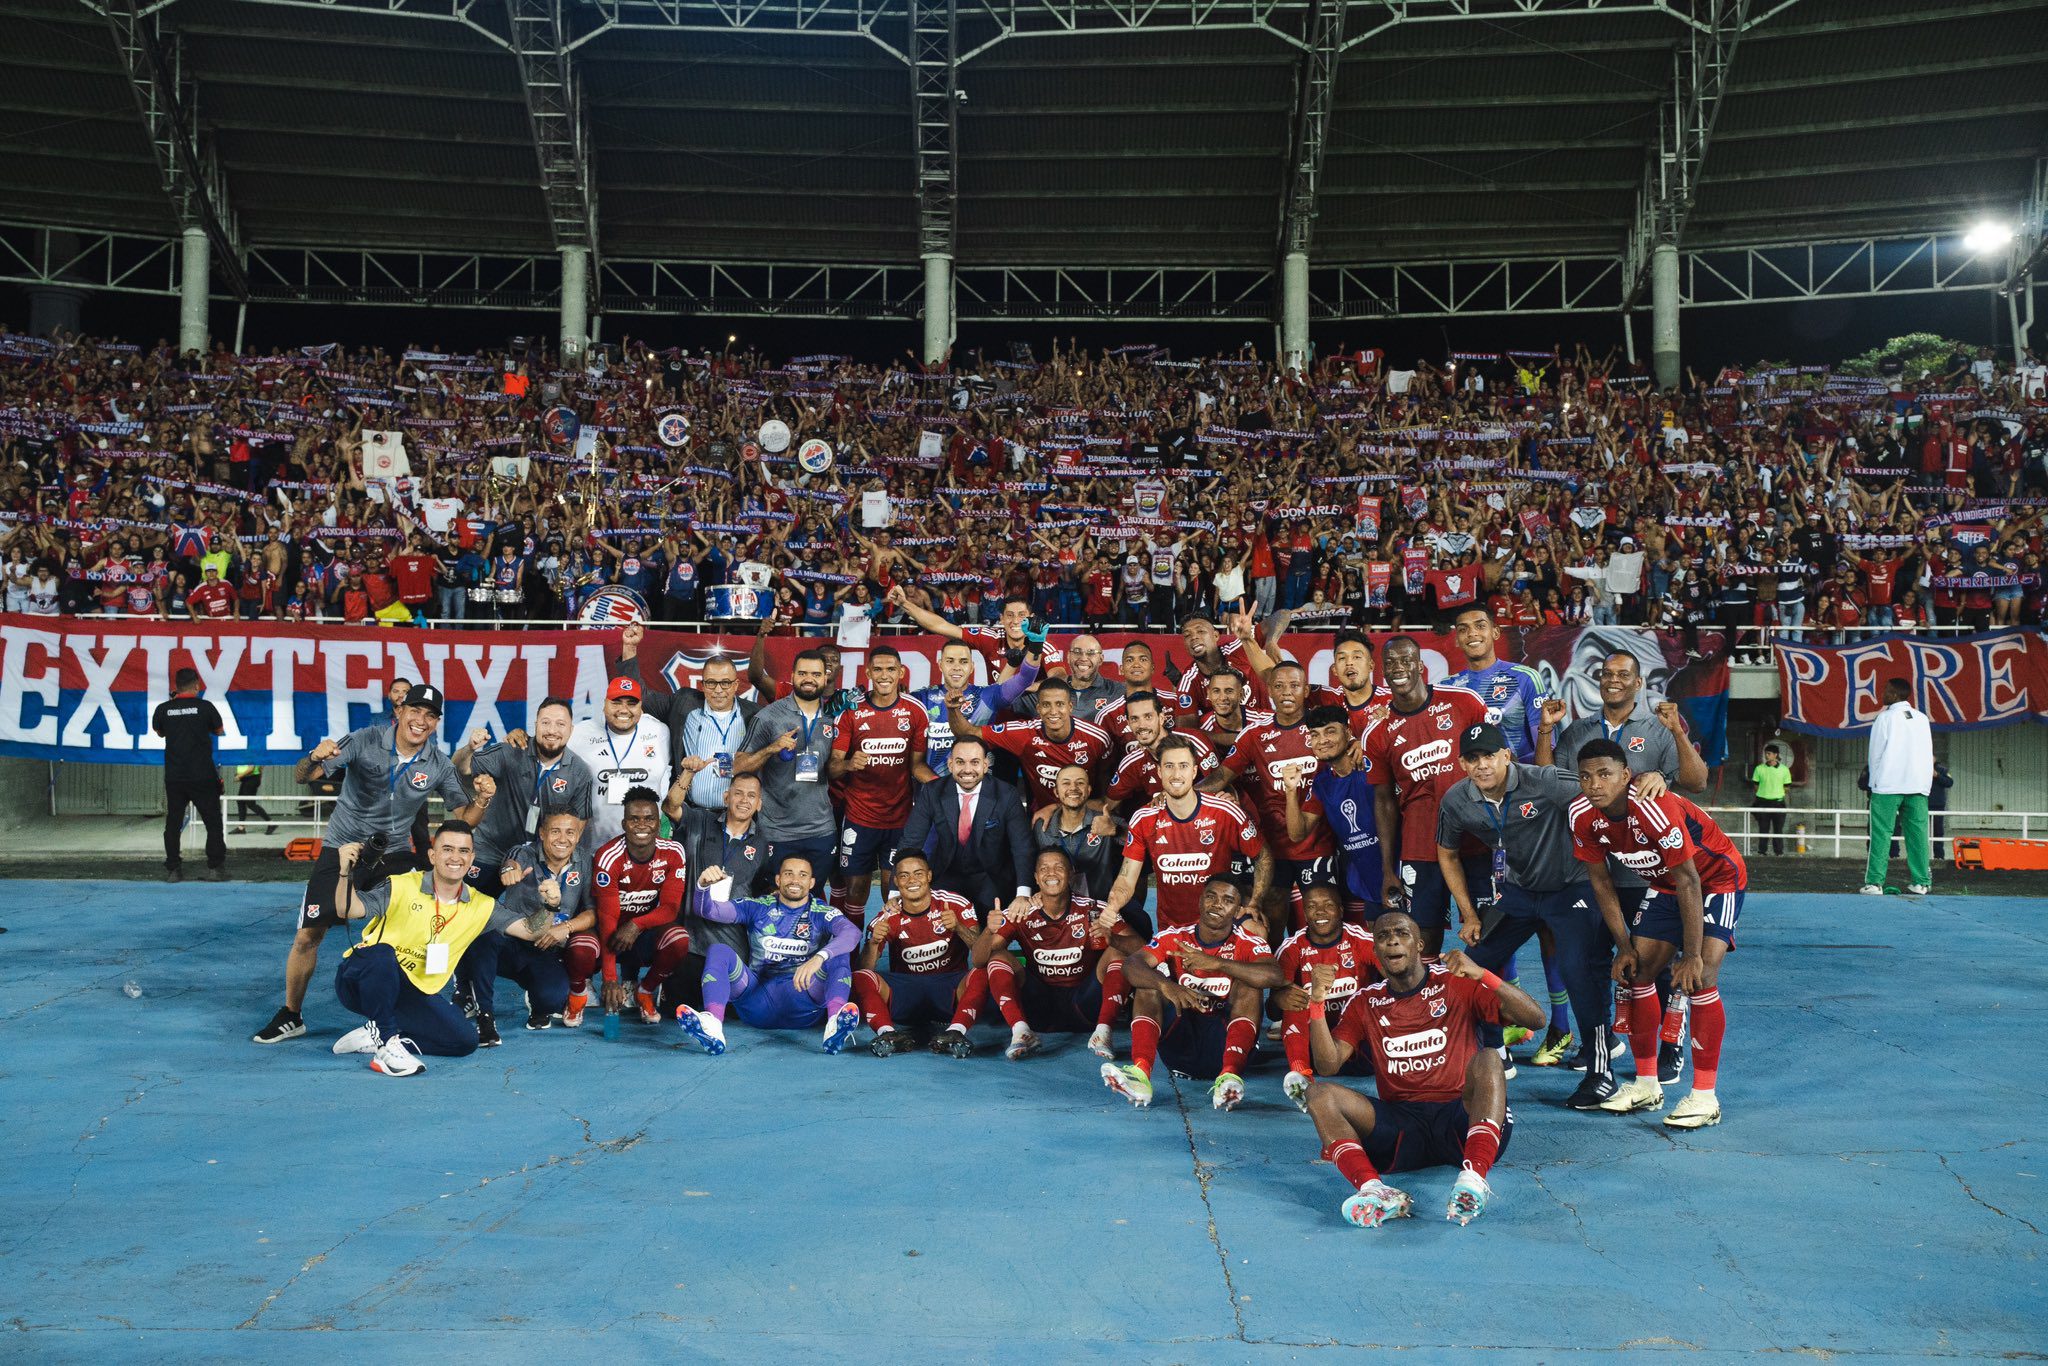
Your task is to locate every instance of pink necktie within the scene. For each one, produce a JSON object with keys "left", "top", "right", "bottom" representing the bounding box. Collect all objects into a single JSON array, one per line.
[{"left": 957, "top": 790, "right": 975, "bottom": 846}]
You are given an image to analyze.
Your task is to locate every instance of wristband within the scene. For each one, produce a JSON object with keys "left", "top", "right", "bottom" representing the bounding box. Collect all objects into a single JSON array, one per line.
[
  {"left": 1307, "top": 1001, "right": 1326, "bottom": 1021},
  {"left": 1478, "top": 970, "right": 1504, "bottom": 992}
]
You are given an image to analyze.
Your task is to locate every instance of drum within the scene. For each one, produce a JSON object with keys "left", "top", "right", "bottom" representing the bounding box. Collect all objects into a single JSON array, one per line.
[
  {"left": 467, "top": 585, "right": 493, "bottom": 605},
  {"left": 494, "top": 587, "right": 522, "bottom": 606}
]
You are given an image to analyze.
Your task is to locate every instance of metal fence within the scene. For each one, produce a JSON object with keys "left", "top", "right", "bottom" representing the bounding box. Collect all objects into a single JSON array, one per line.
[{"left": 1702, "top": 805, "right": 2038, "bottom": 859}]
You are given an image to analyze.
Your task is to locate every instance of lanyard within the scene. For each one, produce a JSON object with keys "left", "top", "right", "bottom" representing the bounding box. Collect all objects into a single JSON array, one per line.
[
  {"left": 429, "top": 891, "right": 458, "bottom": 941},
  {"left": 533, "top": 756, "right": 561, "bottom": 807},
  {"left": 1600, "top": 716, "right": 1627, "bottom": 744},
  {"left": 721, "top": 823, "right": 749, "bottom": 868},
  {"left": 604, "top": 725, "right": 635, "bottom": 772},
  {"left": 388, "top": 738, "right": 423, "bottom": 796},
  {"left": 793, "top": 704, "right": 819, "bottom": 752},
  {"left": 698, "top": 707, "right": 737, "bottom": 754}
]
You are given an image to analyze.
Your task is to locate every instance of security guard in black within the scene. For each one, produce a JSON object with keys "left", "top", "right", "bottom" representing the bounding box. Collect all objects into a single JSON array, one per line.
[{"left": 153, "top": 670, "right": 227, "bottom": 880}]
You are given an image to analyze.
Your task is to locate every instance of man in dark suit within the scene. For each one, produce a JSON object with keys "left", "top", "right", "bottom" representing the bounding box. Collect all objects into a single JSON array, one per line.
[{"left": 901, "top": 736, "right": 1034, "bottom": 921}]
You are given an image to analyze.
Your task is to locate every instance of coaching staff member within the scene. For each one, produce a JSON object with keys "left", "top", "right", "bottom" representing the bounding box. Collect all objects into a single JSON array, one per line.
[
  {"left": 153, "top": 667, "right": 227, "bottom": 883},
  {"left": 253, "top": 685, "right": 496, "bottom": 1044}
]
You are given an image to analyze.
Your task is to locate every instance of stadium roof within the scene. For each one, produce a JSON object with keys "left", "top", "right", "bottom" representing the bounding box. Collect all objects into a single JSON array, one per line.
[{"left": 2, "top": 0, "right": 2045, "bottom": 318}]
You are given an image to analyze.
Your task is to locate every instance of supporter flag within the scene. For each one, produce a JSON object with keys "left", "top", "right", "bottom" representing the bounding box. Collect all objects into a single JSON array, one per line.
[
  {"left": 359, "top": 430, "right": 410, "bottom": 480},
  {"left": 1676, "top": 641, "right": 1731, "bottom": 768},
  {"left": 1355, "top": 496, "right": 1381, "bottom": 540}
]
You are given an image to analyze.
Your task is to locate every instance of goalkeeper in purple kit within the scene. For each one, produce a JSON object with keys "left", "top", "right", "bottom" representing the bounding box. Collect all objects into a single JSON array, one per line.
[{"left": 674, "top": 852, "right": 862, "bottom": 1055}]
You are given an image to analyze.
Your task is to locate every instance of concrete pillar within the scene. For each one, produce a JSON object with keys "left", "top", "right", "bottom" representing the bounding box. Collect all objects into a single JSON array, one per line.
[
  {"left": 179, "top": 227, "right": 210, "bottom": 355},
  {"left": 1280, "top": 250, "right": 1310, "bottom": 374},
  {"left": 1651, "top": 242, "right": 1680, "bottom": 390},
  {"left": 921, "top": 252, "right": 953, "bottom": 367},
  {"left": 560, "top": 245, "right": 590, "bottom": 365}
]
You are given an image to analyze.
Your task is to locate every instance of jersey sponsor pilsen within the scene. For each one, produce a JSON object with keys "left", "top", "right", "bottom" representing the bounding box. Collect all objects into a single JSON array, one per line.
[
  {"left": 1222, "top": 720, "right": 1337, "bottom": 861},
  {"left": 1148, "top": 923, "right": 1271, "bottom": 999},
  {"left": 1363, "top": 685, "right": 1493, "bottom": 862},
  {"left": 1121, "top": 795, "right": 1264, "bottom": 929},
  {"left": 1333, "top": 963, "right": 1502, "bottom": 1103},
  {"left": 1107, "top": 732, "right": 1218, "bottom": 803},
  {"left": 990, "top": 892, "right": 1107, "bottom": 987},
  {"left": 1569, "top": 792, "right": 1748, "bottom": 895},
  {"left": 985, "top": 718, "right": 1114, "bottom": 808},
  {"left": 832, "top": 695, "right": 929, "bottom": 827},
  {"left": 592, "top": 836, "right": 690, "bottom": 980},
  {"left": 876, "top": 889, "right": 979, "bottom": 974}
]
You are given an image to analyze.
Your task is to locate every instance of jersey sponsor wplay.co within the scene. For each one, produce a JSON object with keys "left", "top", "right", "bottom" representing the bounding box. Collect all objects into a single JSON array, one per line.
[
  {"left": 833, "top": 695, "right": 930, "bottom": 828},
  {"left": 875, "top": 889, "right": 979, "bottom": 974},
  {"left": 1569, "top": 791, "right": 1748, "bottom": 895},
  {"left": 1363, "top": 685, "right": 1493, "bottom": 862},
  {"left": 991, "top": 892, "right": 1107, "bottom": 988},
  {"left": 1332, "top": 963, "right": 1502, "bottom": 1104},
  {"left": 1222, "top": 719, "right": 1337, "bottom": 861},
  {"left": 1121, "top": 794, "right": 1265, "bottom": 929}
]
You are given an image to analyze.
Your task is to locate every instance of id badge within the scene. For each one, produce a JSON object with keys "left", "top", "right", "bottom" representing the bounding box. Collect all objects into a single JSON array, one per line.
[
  {"left": 794, "top": 750, "right": 821, "bottom": 783},
  {"left": 524, "top": 801, "right": 541, "bottom": 835},
  {"left": 606, "top": 774, "right": 629, "bottom": 804},
  {"left": 1492, "top": 846, "right": 1509, "bottom": 884},
  {"left": 715, "top": 751, "right": 734, "bottom": 779},
  {"left": 425, "top": 942, "right": 450, "bottom": 976}
]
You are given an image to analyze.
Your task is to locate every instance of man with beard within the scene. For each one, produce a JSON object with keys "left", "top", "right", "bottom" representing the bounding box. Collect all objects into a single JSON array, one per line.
[
  {"left": 1193, "top": 669, "right": 1274, "bottom": 765},
  {"left": 567, "top": 676, "right": 673, "bottom": 855},
  {"left": 459, "top": 809, "right": 597, "bottom": 1037},
  {"left": 255, "top": 686, "right": 495, "bottom": 1044},
  {"left": 1095, "top": 640, "right": 1172, "bottom": 741},
  {"left": 675, "top": 852, "right": 864, "bottom": 1055},
  {"left": 1107, "top": 690, "right": 1219, "bottom": 805},
  {"left": 1016, "top": 634, "right": 1117, "bottom": 721},
  {"left": 909, "top": 639, "right": 1042, "bottom": 779},
  {"left": 949, "top": 676, "right": 1114, "bottom": 812},
  {"left": 1208, "top": 660, "right": 1336, "bottom": 926},
  {"left": 1100, "top": 736, "right": 1267, "bottom": 936},
  {"left": 736, "top": 649, "right": 843, "bottom": 887},
  {"left": 1173, "top": 613, "right": 1272, "bottom": 715},
  {"left": 453, "top": 698, "right": 595, "bottom": 897}
]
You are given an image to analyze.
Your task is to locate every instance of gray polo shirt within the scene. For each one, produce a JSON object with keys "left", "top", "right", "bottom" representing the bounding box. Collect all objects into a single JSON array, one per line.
[
  {"left": 1549, "top": 704, "right": 1684, "bottom": 890},
  {"left": 490, "top": 840, "right": 596, "bottom": 934},
  {"left": 469, "top": 743, "right": 596, "bottom": 865},
  {"left": 744, "top": 695, "right": 839, "bottom": 841},
  {"left": 319, "top": 722, "right": 466, "bottom": 847},
  {"left": 1437, "top": 764, "right": 1588, "bottom": 893}
]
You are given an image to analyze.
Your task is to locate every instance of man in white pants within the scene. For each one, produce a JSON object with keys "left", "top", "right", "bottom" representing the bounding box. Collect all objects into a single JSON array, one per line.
[{"left": 1861, "top": 678, "right": 1934, "bottom": 897}]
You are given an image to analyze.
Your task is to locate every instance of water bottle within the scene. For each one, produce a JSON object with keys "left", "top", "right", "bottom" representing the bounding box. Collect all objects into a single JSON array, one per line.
[
  {"left": 602, "top": 1009, "right": 620, "bottom": 1041},
  {"left": 1661, "top": 990, "right": 1690, "bottom": 1045},
  {"left": 122, "top": 981, "right": 142, "bottom": 999},
  {"left": 1612, "top": 982, "right": 1631, "bottom": 1037}
]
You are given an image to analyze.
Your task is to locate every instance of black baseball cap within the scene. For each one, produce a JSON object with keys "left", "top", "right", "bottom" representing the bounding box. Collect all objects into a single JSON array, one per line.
[
  {"left": 399, "top": 684, "right": 445, "bottom": 716},
  {"left": 1459, "top": 722, "right": 1509, "bottom": 757}
]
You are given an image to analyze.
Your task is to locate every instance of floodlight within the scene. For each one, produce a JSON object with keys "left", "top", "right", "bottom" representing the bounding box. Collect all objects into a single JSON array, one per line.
[{"left": 1962, "top": 221, "right": 2013, "bottom": 253}]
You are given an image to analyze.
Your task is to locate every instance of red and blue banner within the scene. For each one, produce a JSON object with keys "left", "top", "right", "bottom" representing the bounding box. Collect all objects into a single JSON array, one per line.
[
  {"left": 0, "top": 614, "right": 1729, "bottom": 766},
  {"left": 1775, "top": 631, "right": 2048, "bottom": 736}
]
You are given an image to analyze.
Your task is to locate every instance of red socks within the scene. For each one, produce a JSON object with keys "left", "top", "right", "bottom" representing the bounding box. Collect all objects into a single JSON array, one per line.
[
  {"left": 851, "top": 968, "right": 892, "bottom": 1031},
  {"left": 1220, "top": 1017, "right": 1257, "bottom": 1077},
  {"left": 1689, "top": 987, "right": 1724, "bottom": 1091},
  {"left": 1462, "top": 1117, "right": 1503, "bottom": 1179},
  {"left": 1628, "top": 983, "right": 1661, "bottom": 1078},
  {"left": 1097, "top": 957, "right": 1128, "bottom": 1027},
  {"left": 1281, "top": 1010, "right": 1312, "bottom": 1076},
  {"left": 1130, "top": 1014, "right": 1161, "bottom": 1074},
  {"left": 1323, "top": 1138, "right": 1378, "bottom": 1191},
  {"left": 564, "top": 933, "right": 600, "bottom": 993},
  {"left": 641, "top": 925, "right": 691, "bottom": 990},
  {"left": 986, "top": 959, "right": 1026, "bottom": 1027},
  {"left": 949, "top": 973, "right": 984, "bottom": 1031}
]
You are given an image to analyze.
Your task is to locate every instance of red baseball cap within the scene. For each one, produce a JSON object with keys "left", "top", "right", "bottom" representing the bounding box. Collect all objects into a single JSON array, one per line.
[{"left": 607, "top": 676, "right": 641, "bottom": 702}]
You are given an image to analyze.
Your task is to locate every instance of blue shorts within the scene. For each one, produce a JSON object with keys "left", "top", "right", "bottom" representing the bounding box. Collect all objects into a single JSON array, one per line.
[
  {"left": 1158, "top": 999, "right": 1254, "bottom": 1080},
  {"left": 1017, "top": 971, "right": 1103, "bottom": 1033},
  {"left": 879, "top": 969, "right": 963, "bottom": 1026},
  {"left": 731, "top": 974, "right": 828, "bottom": 1030},
  {"left": 838, "top": 822, "right": 904, "bottom": 878},
  {"left": 1365, "top": 1096, "right": 1514, "bottom": 1175},
  {"left": 1631, "top": 888, "right": 1743, "bottom": 950},
  {"left": 1401, "top": 856, "right": 1493, "bottom": 930}
]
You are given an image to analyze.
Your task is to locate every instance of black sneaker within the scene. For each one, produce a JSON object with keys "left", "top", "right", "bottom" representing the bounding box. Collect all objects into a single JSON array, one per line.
[
  {"left": 525, "top": 1007, "right": 553, "bottom": 1031},
  {"left": 1567, "top": 1027, "right": 1614, "bottom": 1073},
  {"left": 164, "top": 867, "right": 182, "bottom": 883},
  {"left": 930, "top": 1028, "right": 974, "bottom": 1058},
  {"left": 253, "top": 1007, "right": 305, "bottom": 1044},
  {"left": 1658, "top": 1040, "right": 1684, "bottom": 1087},
  {"left": 871, "top": 1027, "right": 908, "bottom": 1057},
  {"left": 1565, "top": 1070, "right": 1620, "bottom": 1110},
  {"left": 205, "top": 866, "right": 228, "bottom": 883},
  {"left": 476, "top": 1014, "right": 501, "bottom": 1048},
  {"left": 457, "top": 993, "right": 480, "bottom": 1022}
]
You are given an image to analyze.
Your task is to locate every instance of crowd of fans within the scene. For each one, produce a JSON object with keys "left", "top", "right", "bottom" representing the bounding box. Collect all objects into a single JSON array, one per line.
[{"left": 3, "top": 327, "right": 2045, "bottom": 654}]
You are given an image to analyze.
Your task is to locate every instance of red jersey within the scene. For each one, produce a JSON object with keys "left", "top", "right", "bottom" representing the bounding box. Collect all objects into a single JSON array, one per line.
[
  {"left": 1121, "top": 794, "right": 1264, "bottom": 929},
  {"left": 1363, "top": 685, "right": 1492, "bottom": 861},
  {"left": 984, "top": 717, "right": 1114, "bottom": 808},
  {"left": 1194, "top": 707, "right": 1275, "bottom": 766},
  {"left": 1107, "top": 732, "right": 1218, "bottom": 804},
  {"left": 1333, "top": 964, "right": 1502, "bottom": 1103},
  {"left": 960, "top": 623, "right": 1066, "bottom": 675},
  {"left": 989, "top": 891, "right": 1106, "bottom": 988},
  {"left": 593, "top": 835, "right": 690, "bottom": 982},
  {"left": 1147, "top": 921, "right": 1271, "bottom": 1000},
  {"left": 874, "top": 889, "right": 979, "bottom": 974},
  {"left": 1221, "top": 719, "right": 1337, "bottom": 861},
  {"left": 1173, "top": 639, "right": 1271, "bottom": 715},
  {"left": 832, "top": 695, "right": 930, "bottom": 828},
  {"left": 189, "top": 581, "right": 237, "bottom": 618},
  {"left": 1568, "top": 791, "right": 1748, "bottom": 895},
  {"left": 389, "top": 552, "right": 439, "bottom": 603},
  {"left": 1276, "top": 923, "right": 1380, "bottom": 1017},
  {"left": 1308, "top": 685, "right": 1392, "bottom": 740}
]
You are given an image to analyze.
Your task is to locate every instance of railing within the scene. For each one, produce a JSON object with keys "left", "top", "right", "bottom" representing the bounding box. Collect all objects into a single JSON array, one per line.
[{"left": 1703, "top": 805, "right": 2040, "bottom": 859}]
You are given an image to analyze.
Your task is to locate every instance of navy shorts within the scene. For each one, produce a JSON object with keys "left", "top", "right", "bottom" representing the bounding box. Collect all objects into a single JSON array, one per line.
[
  {"left": 1631, "top": 888, "right": 1742, "bottom": 950},
  {"left": 1402, "top": 855, "right": 1496, "bottom": 930},
  {"left": 1278, "top": 855, "right": 1338, "bottom": 902},
  {"left": 1017, "top": 970, "right": 1103, "bottom": 1033},
  {"left": 879, "top": 968, "right": 963, "bottom": 1026},
  {"left": 838, "top": 822, "right": 904, "bottom": 878},
  {"left": 1157, "top": 999, "right": 1252, "bottom": 1080},
  {"left": 1365, "top": 1096, "right": 1515, "bottom": 1175}
]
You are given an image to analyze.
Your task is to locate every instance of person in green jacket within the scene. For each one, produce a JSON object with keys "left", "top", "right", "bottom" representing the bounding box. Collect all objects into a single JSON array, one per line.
[{"left": 1749, "top": 749, "right": 1792, "bottom": 855}]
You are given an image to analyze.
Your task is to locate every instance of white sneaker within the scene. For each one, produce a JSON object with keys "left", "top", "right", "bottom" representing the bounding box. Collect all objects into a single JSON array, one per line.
[
  {"left": 369, "top": 1034, "right": 426, "bottom": 1077},
  {"left": 1005, "top": 1023, "right": 1042, "bottom": 1060},
  {"left": 1086, "top": 1024, "right": 1114, "bottom": 1058},
  {"left": 1664, "top": 1088, "right": 1722, "bottom": 1129},
  {"left": 332, "top": 1021, "right": 382, "bottom": 1055},
  {"left": 1857, "top": 884, "right": 1885, "bottom": 896},
  {"left": 1905, "top": 884, "right": 1931, "bottom": 896},
  {"left": 1598, "top": 1076, "right": 1664, "bottom": 1114}
]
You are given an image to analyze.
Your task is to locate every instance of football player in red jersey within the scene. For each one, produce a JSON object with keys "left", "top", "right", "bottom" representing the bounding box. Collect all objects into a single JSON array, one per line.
[
  {"left": 1174, "top": 883, "right": 1377, "bottom": 1111},
  {"left": 1364, "top": 635, "right": 1492, "bottom": 956},
  {"left": 1194, "top": 669, "right": 1274, "bottom": 765},
  {"left": 1107, "top": 690, "right": 1219, "bottom": 806},
  {"left": 828, "top": 646, "right": 936, "bottom": 919},
  {"left": 1304, "top": 910, "right": 1547, "bottom": 1228},
  {"left": 1307, "top": 629, "right": 1389, "bottom": 738},
  {"left": 1100, "top": 736, "right": 1267, "bottom": 935},
  {"left": 966, "top": 847, "right": 1125, "bottom": 1060},
  {"left": 1571, "top": 738, "right": 1746, "bottom": 1130},
  {"left": 851, "top": 851, "right": 986, "bottom": 1058},
  {"left": 1174, "top": 613, "right": 1272, "bottom": 714},
  {"left": 1209, "top": 660, "right": 1337, "bottom": 927},
  {"left": 590, "top": 789, "right": 692, "bottom": 1027},
  {"left": 1102, "top": 875, "right": 1272, "bottom": 1111},
  {"left": 949, "top": 676, "right": 1114, "bottom": 811},
  {"left": 1096, "top": 640, "right": 1170, "bottom": 741}
]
